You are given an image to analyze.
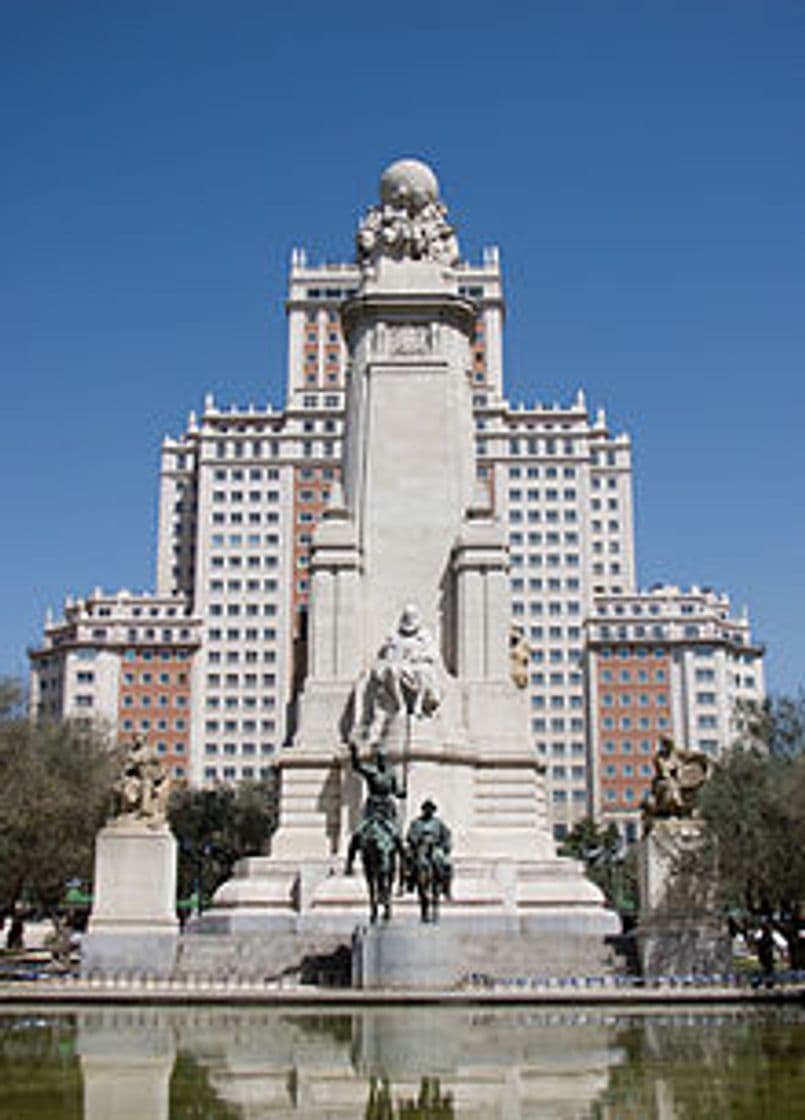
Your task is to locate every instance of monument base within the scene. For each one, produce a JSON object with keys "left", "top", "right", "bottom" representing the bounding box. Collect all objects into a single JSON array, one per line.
[
  {"left": 636, "top": 818, "right": 728, "bottom": 977},
  {"left": 82, "top": 820, "right": 179, "bottom": 978},
  {"left": 637, "top": 919, "right": 731, "bottom": 978},
  {"left": 352, "top": 922, "right": 456, "bottom": 989}
]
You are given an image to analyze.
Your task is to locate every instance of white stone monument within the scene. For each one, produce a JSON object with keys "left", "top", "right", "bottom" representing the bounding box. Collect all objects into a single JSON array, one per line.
[
  {"left": 82, "top": 737, "right": 179, "bottom": 977},
  {"left": 198, "top": 160, "right": 618, "bottom": 983}
]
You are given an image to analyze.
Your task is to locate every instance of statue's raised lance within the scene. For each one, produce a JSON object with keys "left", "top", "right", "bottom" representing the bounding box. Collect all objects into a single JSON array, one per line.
[{"left": 346, "top": 741, "right": 406, "bottom": 922}]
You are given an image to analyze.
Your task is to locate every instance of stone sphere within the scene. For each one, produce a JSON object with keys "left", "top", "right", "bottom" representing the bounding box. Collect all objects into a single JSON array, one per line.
[{"left": 380, "top": 159, "right": 439, "bottom": 212}]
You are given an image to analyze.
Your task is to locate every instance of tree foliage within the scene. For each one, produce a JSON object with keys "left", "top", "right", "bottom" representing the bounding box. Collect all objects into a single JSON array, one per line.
[
  {"left": 0, "top": 699, "right": 114, "bottom": 925},
  {"left": 168, "top": 777, "right": 278, "bottom": 907},
  {"left": 559, "top": 816, "right": 638, "bottom": 915},
  {"left": 685, "top": 693, "right": 805, "bottom": 965},
  {"left": 733, "top": 690, "right": 805, "bottom": 757}
]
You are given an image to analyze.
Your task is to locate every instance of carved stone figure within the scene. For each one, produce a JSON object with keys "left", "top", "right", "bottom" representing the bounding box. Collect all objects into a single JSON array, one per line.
[
  {"left": 642, "top": 735, "right": 711, "bottom": 828},
  {"left": 356, "top": 604, "right": 442, "bottom": 745},
  {"left": 345, "top": 741, "right": 406, "bottom": 922},
  {"left": 111, "top": 735, "right": 171, "bottom": 826},
  {"left": 405, "top": 798, "right": 452, "bottom": 922},
  {"left": 356, "top": 159, "right": 460, "bottom": 270},
  {"left": 509, "top": 623, "right": 530, "bottom": 689}
]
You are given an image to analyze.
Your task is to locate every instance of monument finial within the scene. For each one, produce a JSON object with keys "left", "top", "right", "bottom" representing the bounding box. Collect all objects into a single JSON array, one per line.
[{"left": 356, "top": 157, "right": 460, "bottom": 270}]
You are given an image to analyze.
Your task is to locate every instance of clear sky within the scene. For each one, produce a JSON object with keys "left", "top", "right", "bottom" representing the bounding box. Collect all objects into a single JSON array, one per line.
[{"left": 1, "top": 1, "right": 803, "bottom": 693}]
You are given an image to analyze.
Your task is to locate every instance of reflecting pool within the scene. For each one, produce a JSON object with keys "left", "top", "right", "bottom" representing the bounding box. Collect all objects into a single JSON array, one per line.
[{"left": 1, "top": 1004, "right": 804, "bottom": 1119}]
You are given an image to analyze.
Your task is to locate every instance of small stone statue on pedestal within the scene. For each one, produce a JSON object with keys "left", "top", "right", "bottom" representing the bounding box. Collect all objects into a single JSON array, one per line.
[
  {"left": 112, "top": 736, "right": 171, "bottom": 826},
  {"left": 641, "top": 735, "right": 711, "bottom": 829},
  {"left": 82, "top": 736, "right": 178, "bottom": 978}
]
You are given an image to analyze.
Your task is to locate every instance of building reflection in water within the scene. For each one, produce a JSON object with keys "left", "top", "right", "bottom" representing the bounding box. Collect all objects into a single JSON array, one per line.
[
  {"left": 0, "top": 1004, "right": 801, "bottom": 1119},
  {"left": 74, "top": 1005, "right": 621, "bottom": 1119}
]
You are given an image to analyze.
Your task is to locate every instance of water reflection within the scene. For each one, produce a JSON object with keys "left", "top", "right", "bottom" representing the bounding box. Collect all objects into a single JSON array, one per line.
[{"left": 1, "top": 1005, "right": 804, "bottom": 1119}]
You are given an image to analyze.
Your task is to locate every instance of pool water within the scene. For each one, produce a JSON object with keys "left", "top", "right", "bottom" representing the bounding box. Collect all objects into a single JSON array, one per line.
[{"left": 1, "top": 1004, "right": 804, "bottom": 1118}]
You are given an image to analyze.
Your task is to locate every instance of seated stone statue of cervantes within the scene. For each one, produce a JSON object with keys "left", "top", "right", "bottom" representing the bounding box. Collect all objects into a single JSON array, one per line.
[{"left": 355, "top": 604, "right": 442, "bottom": 745}]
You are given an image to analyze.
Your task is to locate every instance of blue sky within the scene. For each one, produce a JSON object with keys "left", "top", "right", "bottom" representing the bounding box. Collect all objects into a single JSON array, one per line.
[{"left": 1, "top": 1, "right": 803, "bottom": 692}]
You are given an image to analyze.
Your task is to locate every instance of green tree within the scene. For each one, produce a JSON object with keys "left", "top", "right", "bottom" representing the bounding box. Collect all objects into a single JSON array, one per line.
[
  {"left": 693, "top": 746, "right": 805, "bottom": 966},
  {"left": 559, "top": 816, "right": 638, "bottom": 917},
  {"left": 734, "top": 690, "right": 805, "bottom": 757},
  {"left": 0, "top": 699, "right": 114, "bottom": 945},
  {"left": 168, "top": 776, "right": 278, "bottom": 910}
]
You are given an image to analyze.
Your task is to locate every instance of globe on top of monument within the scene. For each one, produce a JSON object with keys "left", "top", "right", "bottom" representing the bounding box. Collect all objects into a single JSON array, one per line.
[
  {"left": 357, "top": 156, "right": 460, "bottom": 269},
  {"left": 379, "top": 158, "right": 440, "bottom": 213}
]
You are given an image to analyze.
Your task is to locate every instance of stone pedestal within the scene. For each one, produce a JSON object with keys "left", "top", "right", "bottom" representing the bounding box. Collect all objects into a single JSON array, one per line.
[
  {"left": 353, "top": 922, "right": 457, "bottom": 989},
  {"left": 637, "top": 819, "right": 730, "bottom": 977},
  {"left": 82, "top": 819, "right": 178, "bottom": 977}
]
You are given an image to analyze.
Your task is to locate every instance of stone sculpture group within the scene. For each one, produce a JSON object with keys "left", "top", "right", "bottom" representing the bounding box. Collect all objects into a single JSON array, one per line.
[{"left": 347, "top": 605, "right": 452, "bottom": 924}]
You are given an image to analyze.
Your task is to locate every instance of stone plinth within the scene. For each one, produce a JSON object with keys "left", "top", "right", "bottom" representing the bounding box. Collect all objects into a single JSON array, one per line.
[
  {"left": 637, "top": 818, "right": 730, "bottom": 976},
  {"left": 82, "top": 819, "right": 178, "bottom": 977},
  {"left": 352, "top": 922, "right": 457, "bottom": 989}
]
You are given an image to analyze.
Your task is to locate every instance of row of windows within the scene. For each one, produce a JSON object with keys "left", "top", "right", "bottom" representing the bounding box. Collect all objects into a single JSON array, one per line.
[
  {"left": 603, "top": 763, "right": 653, "bottom": 779},
  {"left": 209, "top": 556, "right": 279, "bottom": 570},
  {"left": 204, "top": 766, "right": 274, "bottom": 781},
  {"left": 601, "top": 716, "right": 670, "bottom": 731},
  {"left": 211, "top": 441, "right": 280, "bottom": 459},
  {"left": 509, "top": 510, "right": 578, "bottom": 524},
  {"left": 513, "top": 601, "right": 582, "bottom": 616},
  {"left": 207, "top": 650, "right": 276, "bottom": 664},
  {"left": 603, "top": 740, "right": 655, "bottom": 754},
  {"left": 603, "top": 788, "right": 639, "bottom": 803},
  {"left": 204, "top": 743, "right": 275, "bottom": 755},
  {"left": 208, "top": 628, "right": 277, "bottom": 642},
  {"left": 210, "top": 511, "right": 280, "bottom": 526},
  {"left": 532, "top": 717, "right": 586, "bottom": 732},
  {"left": 600, "top": 693, "right": 669, "bottom": 707},
  {"left": 123, "top": 649, "right": 191, "bottom": 662},
  {"left": 206, "top": 673, "right": 276, "bottom": 687},
  {"left": 509, "top": 466, "right": 576, "bottom": 480},
  {"left": 511, "top": 577, "right": 582, "bottom": 592},
  {"left": 531, "top": 672, "right": 584, "bottom": 686},
  {"left": 531, "top": 695, "right": 585, "bottom": 710},
  {"left": 205, "top": 719, "right": 276, "bottom": 732},
  {"left": 551, "top": 765, "right": 587, "bottom": 780},
  {"left": 511, "top": 553, "right": 580, "bottom": 567},
  {"left": 210, "top": 533, "right": 280, "bottom": 547},
  {"left": 510, "top": 533, "right": 580, "bottom": 548},
  {"left": 122, "top": 671, "right": 188, "bottom": 685},
  {"left": 599, "top": 648, "right": 667, "bottom": 660},
  {"left": 212, "top": 468, "right": 280, "bottom": 482},
  {"left": 121, "top": 695, "right": 188, "bottom": 709},
  {"left": 601, "top": 668, "right": 666, "bottom": 683},
  {"left": 206, "top": 696, "right": 276, "bottom": 709},
  {"left": 208, "top": 603, "right": 276, "bottom": 617},
  {"left": 212, "top": 490, "right": 280, "bottom": 503},
  {"left": 208, "top": 579, "right": 278, "bottom": 593},
  {"left": 508, "top": 488, "right": 578, "bottom": 502}
]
